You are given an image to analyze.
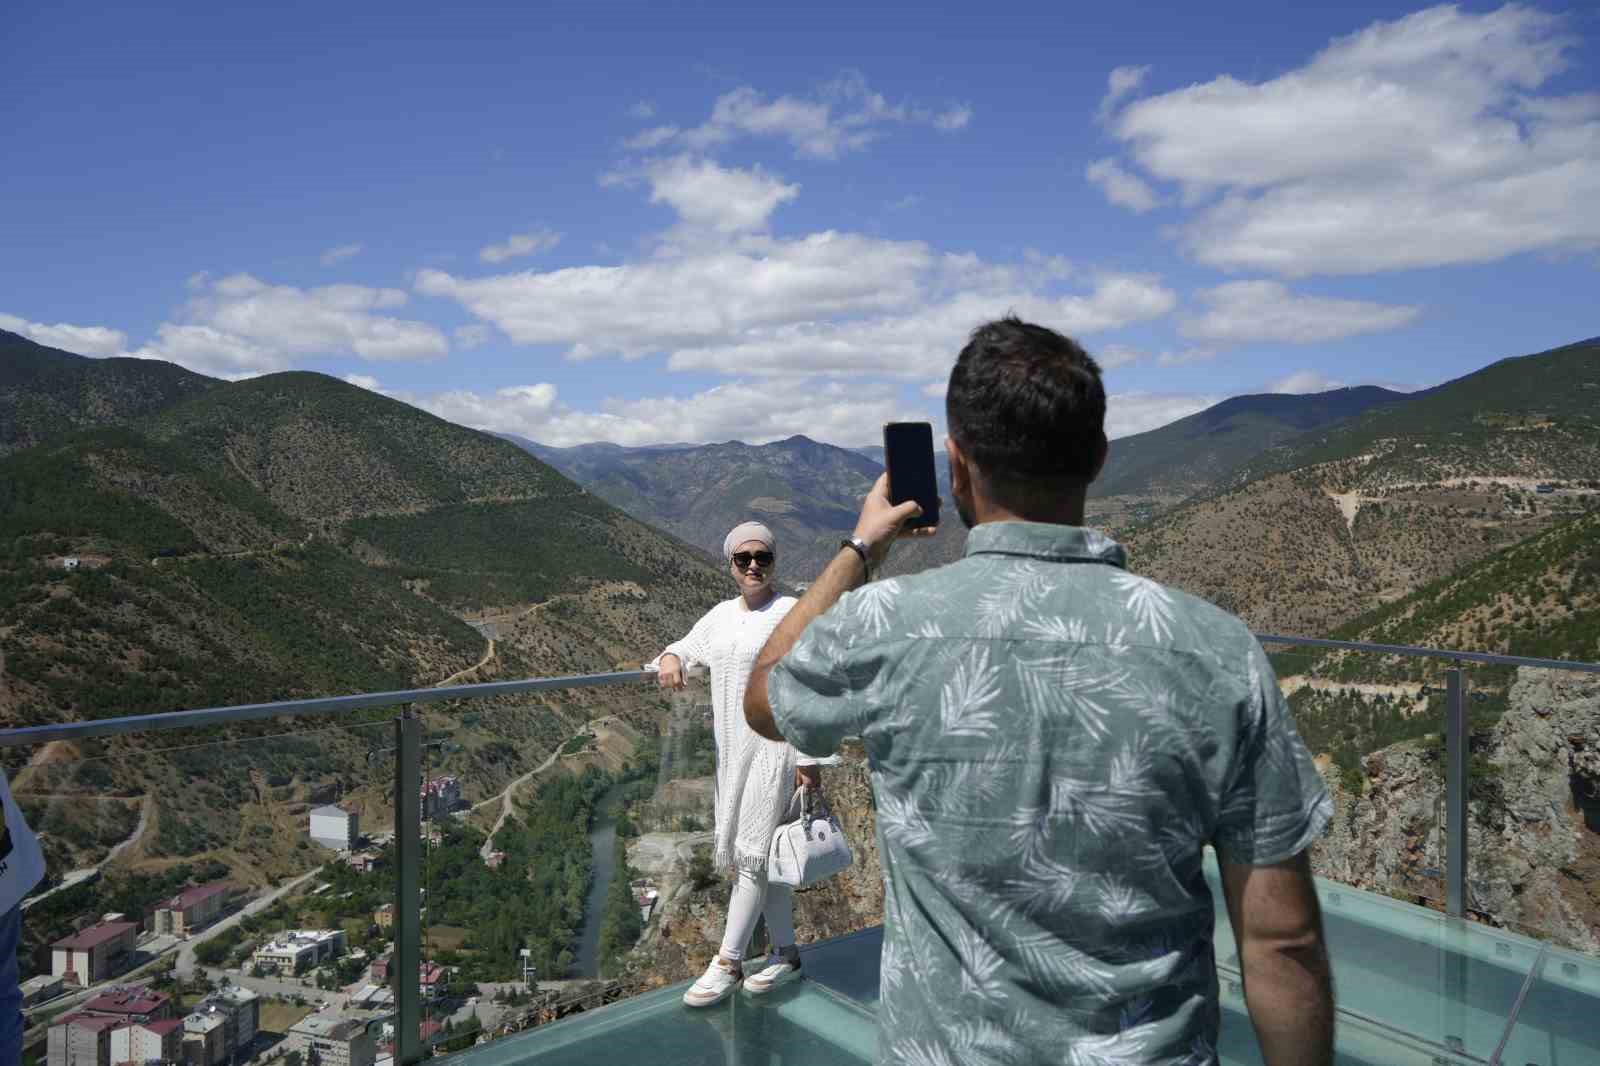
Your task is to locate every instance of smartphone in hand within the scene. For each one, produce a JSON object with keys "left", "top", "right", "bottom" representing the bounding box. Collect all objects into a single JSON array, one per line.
[{"left": 882, "top": 421, "right": 940, "bottom": 530}]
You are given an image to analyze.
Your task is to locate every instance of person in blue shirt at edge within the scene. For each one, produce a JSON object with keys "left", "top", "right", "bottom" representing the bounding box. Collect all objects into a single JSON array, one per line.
[
  {"left": 2, "top": 766, "right": 48, "bottom": 1066},
  {"left": 744, "top": 316, "right": 1335, "bottom": 1066}
]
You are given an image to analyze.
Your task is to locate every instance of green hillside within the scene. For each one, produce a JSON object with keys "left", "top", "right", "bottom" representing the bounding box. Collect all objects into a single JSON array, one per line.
[
  {"left": 1223, "top": 337, "right": 1600, "bottom": 492},
  {"left": 0, "top": 330, "right": 218, "bottom": 456},
  {"left": 1095, "top": 385, "right": 1408, "bottom": 499},
  {"left": 149, "top": 372, "right": 570, "bottom": 523}
]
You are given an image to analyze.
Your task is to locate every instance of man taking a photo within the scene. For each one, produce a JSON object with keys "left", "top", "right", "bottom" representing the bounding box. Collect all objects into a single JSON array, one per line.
[{"left": 745, "top": 317, "right": 1335, "bottom": 1066}]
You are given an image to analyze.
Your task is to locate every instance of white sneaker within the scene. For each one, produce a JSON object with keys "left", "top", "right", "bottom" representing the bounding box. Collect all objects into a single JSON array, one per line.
[
  {"left": 744, "top": 958, "right": 802, "bottom": 995},
  {"left": 682, "top": 959, "right": 742, "bottom": 1007}
]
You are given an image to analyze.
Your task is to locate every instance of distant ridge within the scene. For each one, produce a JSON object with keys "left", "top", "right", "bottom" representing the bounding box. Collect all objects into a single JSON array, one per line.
[
  {"left": 0, "top": 330, "right": 218, "bottom": 457},
  {"left": 1094, "top": 385, "right": 1410, "bottom": 499}
]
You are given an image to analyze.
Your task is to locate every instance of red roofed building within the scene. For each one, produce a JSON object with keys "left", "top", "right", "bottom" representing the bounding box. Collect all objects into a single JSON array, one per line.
[
  {"left": 420, "top": 961, "right": 446, "bottom": 998},
  {"left": 80, "top": 984, "right": 173, "bottom": 1022},
  {"left": 51, "top": 922, "right": 138, "bottom": 986},
  {"left": 47, "top": 1011, "right": 121, "bottom": 1066},
  {"left": 109, "top": 1017, "right": 184, "bottom": 1065},
  {"left": 153, "top": 880, "right": 235, "bottom": 936},
  {"left": 420, "top": 776, "right": 461, "bottom": 820}
]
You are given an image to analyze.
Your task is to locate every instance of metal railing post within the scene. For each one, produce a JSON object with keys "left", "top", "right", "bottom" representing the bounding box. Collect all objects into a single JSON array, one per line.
[
  {"left": 395, "top": 709, "right": 423, "bottom": 1065},
  {"left": 1444, "top": 667, "right": 1469, "bottom": 920}
]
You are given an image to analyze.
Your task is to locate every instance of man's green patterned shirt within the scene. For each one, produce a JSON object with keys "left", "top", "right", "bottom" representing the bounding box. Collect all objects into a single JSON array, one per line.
[{"left": 769, "top": 521, "right": 1332, "bottom": 1066}]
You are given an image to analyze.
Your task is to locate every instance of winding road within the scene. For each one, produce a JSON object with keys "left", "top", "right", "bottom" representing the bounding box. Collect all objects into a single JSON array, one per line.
[
  {"left": 20, "top": 796, "right": 150, "bottom": 912},
  {"left": 474, "top": 747, "right": 566, "bottom": 860},
  {"left": 437, "top": 638, "right": 497, "bottom": 688}
]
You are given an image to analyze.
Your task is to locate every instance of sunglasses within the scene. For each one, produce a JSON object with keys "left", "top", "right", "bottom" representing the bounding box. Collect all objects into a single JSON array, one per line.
[{"left": 732, "top": 551, "right": 775, "bottom": 569}]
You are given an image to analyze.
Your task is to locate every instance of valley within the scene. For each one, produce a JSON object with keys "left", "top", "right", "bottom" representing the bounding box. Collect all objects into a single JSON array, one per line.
[{"left": 4, "top": 327, "right": 1599, "bottom": 1055}]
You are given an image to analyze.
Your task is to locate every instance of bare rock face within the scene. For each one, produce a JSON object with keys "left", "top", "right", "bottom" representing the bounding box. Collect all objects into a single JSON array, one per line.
[
  {"left": 789, "top": 742, "right": 885, "bottom": 942},
  {"left": 621, "top": 743, "right": 885, "bottom": 988},
  {"left": 1312, "top": 669, "right": 1600, "bottom": 953}
]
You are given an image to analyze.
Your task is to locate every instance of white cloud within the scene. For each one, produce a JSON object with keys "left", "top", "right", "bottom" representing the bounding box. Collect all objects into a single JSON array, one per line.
[
  {"left": 1103, "top": 4, "right": 1600, "bottom": 275},
  {"left": 921, "top": 380, "right": 946, "bottom": 398},
  {"left": 1097, "top": 64, "right": 1150, "bottom": 121},
  {"left": 0, "top": 312, "right": 128, "bottom": 357},
  {"left": 1156, "top": 347, "right": 1218, "bottom": 367},
  {"left": 343, "top": 373, "right": 383, "bottom": 391},
  {"left": 623, "top": 125, "right": 680, "bottom": 150},
  {"left": 629, "top": 100, "right": 657, "bottom": 119},
  {"left": 671, "top": 73, "right": 972, "bottom": 159},
  {"left": 933, "top": 103, "right": 973, "bottom": 131},
  {"left": 410, "top": 379, "right": 923, "bottom": 448},
  {"left": 1180, "top": 280, "right": 1420, "bottom": 344},
  {"left": 454, "top": 323, "right": 493, "bottom": 350},
  {"left": 1096, "top": 344, "right": 1144, "bottom": 369},
  {"left": 1085, "top": 158, "right": 1160, "bottom": 213},
  {"left": 479, "top": 229, "right": 561, "bottom": 264},
  {"left": 628, "top": 155, "right": 799, "bottom": 234},
  {"left": 416, "top": 230, "right": 935, "bottom": 360},
  {"left": 1270, "top": 370, "right": 1348, "bottom": 394},
  {"left": 125, "top": 274, "right": 448, "bottom": 377},
  {"left": 320, "top": 243, "right": 363, "bottom": 266},
  {"left": 1105, "top": 390, "right": 1221, "bottom": 439},
  {"left": 663, "top": 274, "right": 1176, "bottom": 379}
]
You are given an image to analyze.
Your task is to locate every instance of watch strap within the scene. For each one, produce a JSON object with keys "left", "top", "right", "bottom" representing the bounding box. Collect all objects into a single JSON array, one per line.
[{"left": 839, "top": 536, "right": 871, "bottom": 582}]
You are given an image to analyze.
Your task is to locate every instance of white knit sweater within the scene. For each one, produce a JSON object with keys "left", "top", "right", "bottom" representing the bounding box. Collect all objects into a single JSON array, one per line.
[{"left": 654, "top": 595, "right": 827, "bottom": 872}]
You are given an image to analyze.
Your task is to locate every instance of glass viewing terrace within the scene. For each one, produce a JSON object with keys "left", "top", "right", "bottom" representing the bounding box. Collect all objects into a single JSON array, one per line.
[{"left": 4, "top": 635, "right": 1597, "bottom": 1066}]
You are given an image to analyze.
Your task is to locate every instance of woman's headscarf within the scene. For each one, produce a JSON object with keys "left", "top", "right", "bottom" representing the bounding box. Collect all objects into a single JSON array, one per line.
[{"left": 722, "top": 521, "right": 775, "bottom": 561}]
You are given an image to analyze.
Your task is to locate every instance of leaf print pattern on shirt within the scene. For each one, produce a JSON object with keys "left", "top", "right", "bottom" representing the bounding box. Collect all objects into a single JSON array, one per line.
[
  {"left": 939, "top": 646, "right": 1003, "bottom": 737},
  {"left": 766, "top": 521, "right": 1333, "bottom": 1066},
  {"left": 953, "top": 925, "right": 1008, "bottom": 1004},
  {"left": 1109, "top": 569, "right": 1177, "bottom": 643}
]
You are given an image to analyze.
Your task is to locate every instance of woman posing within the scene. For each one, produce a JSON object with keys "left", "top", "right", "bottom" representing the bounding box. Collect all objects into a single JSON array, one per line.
[{"left": 654, "top": 521, "right": 826, "bottom": 1007}]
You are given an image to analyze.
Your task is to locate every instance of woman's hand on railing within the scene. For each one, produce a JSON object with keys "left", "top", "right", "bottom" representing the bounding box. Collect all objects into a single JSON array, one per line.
[{"left": 654, "top": 654, "right": 686, "bottom": 690}]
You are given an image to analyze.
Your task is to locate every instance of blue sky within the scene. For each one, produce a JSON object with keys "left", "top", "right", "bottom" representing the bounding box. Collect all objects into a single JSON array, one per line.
[{"left": 3, "top": 1, "right": 1597, "bottom": 446}]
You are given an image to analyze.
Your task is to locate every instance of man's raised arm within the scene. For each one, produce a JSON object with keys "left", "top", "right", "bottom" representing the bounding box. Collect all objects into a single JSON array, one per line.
[{"left": 745, "top": 474, "right": 924, "bottom": 741}]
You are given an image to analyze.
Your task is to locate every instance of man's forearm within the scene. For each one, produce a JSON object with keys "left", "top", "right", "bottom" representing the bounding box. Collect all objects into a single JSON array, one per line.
[
  {"left": 744, "top": 546, "right": 866, "bottom": 740},
  {"left": 1241, "top": 941, "right": 1334, "bottom": 1066}
]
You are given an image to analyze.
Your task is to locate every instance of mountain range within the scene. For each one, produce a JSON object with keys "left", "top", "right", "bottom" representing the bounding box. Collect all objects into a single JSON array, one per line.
[
  {"left": 5, "top": 325, "right": 1599, "bottom": 956},
  {"left": 0, "top": 328, "right": 727, "bottom": 923}
]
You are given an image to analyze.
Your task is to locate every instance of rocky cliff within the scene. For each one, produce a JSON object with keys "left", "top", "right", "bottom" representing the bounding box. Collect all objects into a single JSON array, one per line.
[
  {"left": 1312, "top": 668, "right": 1600, "bottom": 952},
  {"left": 623, "top": 741, "right": 884, "bottom": 987}
]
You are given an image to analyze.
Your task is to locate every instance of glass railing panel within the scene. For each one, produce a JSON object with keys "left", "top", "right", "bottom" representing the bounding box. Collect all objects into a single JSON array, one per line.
[
  {"left": 1494, "top": 943, "right": 1600, "bottom": 1065},
  {"left": 1261, "top": 641, "right": 1453, "bottom": 912},
  {"left": 1463, "top": 664, "right": 1600, "bottom": 956},
  {"left": 11, "top": 717, "right": 397, "bottom": 1066},
  {"left": 1207, "top": 848, "right": 1534, "bottom": 1063},
  {"left": 417, "top": 677, "right": 705, "bottom": 1058}
]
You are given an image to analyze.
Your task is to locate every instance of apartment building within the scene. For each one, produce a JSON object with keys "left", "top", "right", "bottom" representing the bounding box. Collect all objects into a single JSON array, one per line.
[
  {"left": 51, "top": 921, "right": 138, "bottom": 986},
  {"left": 253, "top": 928, "right": 346, "bottom": 973},
  {"left": 309, "top": 804, "right": 359, "bottom": 850},
  {"left": 287, "top": 1015, "right": 377, "bottom": 1066},
  {"left": 194, "top": 984, "right": 260, "bottom": 1060},
  {"left": 152, "top": 880, "right": 235, "bottom": 936},
  {"left": 46, "top": 1013, "right": 119, "bottom": 1066},
  {"left": 108, "top": 1018, "right": 183, "bottom": 1066},
  {"left": 182, "top": 1009, "right": 226, "bottom": 1065}
]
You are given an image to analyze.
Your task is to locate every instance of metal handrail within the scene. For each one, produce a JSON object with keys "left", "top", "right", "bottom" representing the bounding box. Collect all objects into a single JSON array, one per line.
[
  {"left": 1253, "top": 633, "right": 1600, "bottom": 674},
  {"left": 0, "top": 668, "right": 664, "bottom": 749}
]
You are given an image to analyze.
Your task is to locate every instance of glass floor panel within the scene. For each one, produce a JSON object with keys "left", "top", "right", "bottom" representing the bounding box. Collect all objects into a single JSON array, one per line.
[{"left": 443, "top": 853, "right": 1598, "bottom": 1066}]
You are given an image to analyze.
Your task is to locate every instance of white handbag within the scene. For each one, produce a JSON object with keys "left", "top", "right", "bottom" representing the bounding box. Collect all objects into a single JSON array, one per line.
[{"left": 767, "top": 786, "right": 853, "bottom": 888}]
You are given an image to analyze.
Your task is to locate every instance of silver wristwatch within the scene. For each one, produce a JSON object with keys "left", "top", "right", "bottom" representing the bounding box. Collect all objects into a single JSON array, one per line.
[{"left": 839, "top": 536, "right": 871, "bottom": 582}]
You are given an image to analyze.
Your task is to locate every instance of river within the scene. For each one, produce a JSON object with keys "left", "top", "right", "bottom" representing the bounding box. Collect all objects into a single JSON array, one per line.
[{"left": 571, "top": 781, "right": 627, "bottom": 978}]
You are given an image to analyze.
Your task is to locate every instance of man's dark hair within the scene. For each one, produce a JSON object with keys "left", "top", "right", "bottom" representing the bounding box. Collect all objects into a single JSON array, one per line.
[{"left": 946, "top": 316, "right": 1106, "bottom": 500}]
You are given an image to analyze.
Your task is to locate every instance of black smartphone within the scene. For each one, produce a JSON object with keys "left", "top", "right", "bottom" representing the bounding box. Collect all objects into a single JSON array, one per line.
[{"left": 883, "top": 421, "right": 940, "bottom": 530}]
